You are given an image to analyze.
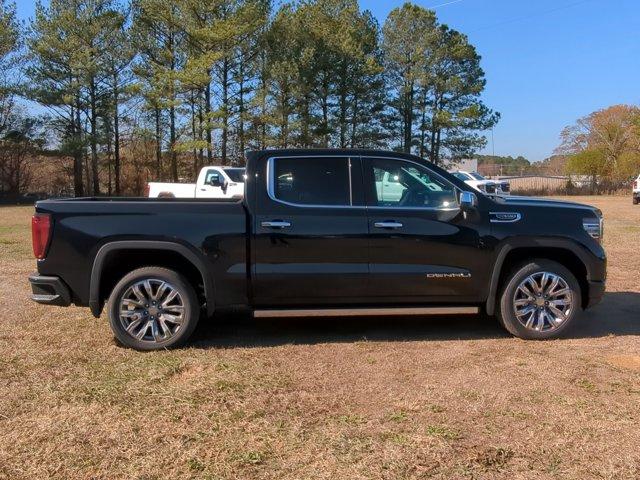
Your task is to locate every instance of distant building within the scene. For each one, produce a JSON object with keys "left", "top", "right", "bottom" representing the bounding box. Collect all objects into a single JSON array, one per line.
[{"left": 448, "top": 158, "right": 478, "bottom": 172}]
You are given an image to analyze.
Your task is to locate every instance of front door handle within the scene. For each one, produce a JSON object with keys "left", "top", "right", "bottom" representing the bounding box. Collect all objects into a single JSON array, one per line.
[
  {"left": 374, "top": 221, "right": 403, "bottom": 229},
  {"left": 261, "top": 220, "right": 292, "bottom": 229}
]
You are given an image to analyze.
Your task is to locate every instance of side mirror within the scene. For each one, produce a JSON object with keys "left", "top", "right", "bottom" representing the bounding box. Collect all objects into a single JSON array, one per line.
[
  {"left": 460, "top": 191, "right": 478, "bottom": 211},
  {"left": 208, "top": 176, "right": 223, "bottom": 187}
]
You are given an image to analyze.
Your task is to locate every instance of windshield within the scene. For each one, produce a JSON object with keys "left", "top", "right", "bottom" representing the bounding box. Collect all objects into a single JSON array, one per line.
[
  {"left": 452, "top": 172, "right": 471, "bottom": 181},
  {"left": 223, "top": 168, "right": 246, "bottom": 182},
  {"left": 469, "top": 172, "right": 485, "bottom": 181}
]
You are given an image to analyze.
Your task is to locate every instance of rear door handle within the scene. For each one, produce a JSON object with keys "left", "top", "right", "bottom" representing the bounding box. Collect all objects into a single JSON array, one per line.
[
  {"left": 261, "top": 220, "right": 292, "bottom": 229},
  {"left": 374, "top": 221, "right": 403, "bottom": 229}
]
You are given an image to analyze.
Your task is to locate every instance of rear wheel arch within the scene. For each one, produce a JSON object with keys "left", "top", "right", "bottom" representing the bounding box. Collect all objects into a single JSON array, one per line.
[
  {"left": 486, "top": 244, "right": 590, "bottom": 315},
  {"left": 108, "top": 266, "right": 200, "bottom": 350},
  {"left": 89, "top": 241, "right": 215, "bottom": 318}
]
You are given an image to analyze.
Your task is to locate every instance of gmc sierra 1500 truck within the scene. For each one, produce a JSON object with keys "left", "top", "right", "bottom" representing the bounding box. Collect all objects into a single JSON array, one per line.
[{"left": 29, "top": 149, "right": 606, "bottom": 350}]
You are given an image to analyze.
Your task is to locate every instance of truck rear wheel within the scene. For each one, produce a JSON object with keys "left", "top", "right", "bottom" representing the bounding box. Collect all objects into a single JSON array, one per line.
[
  {"left": 633, "top": 196, "right": 639, "bottom": 205},
  {"left": 107, "top": 266, "right": 200, "bottom": 350},
  {"left": 497, "top": 259, "right": 581, "bottom": 340}
]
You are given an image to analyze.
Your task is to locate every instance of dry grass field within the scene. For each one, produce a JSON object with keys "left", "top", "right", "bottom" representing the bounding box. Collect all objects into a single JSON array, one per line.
[{"left": 1, "top": 196, "right": 639, "bottom": 480}]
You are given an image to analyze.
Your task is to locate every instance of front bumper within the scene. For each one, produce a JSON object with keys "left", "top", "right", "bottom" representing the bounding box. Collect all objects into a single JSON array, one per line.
[
  {"left": 29, "top": 274, "right": 72, "bottom": 306},
  {"left": 586, "top": 280, "right": 605, "bottom": 308}
]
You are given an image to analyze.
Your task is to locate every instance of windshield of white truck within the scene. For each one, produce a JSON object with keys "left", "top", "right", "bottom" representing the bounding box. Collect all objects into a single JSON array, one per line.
[{"left": 223, "top": 168, "right": 246, "bottom": 183}]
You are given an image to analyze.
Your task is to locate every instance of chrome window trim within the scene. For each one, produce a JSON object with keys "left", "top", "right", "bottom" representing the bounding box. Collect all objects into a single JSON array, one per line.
[
  {"left": 348, "top": 157, "right": 353, "bottom": 206},
  {"left": 265, "top": 154, "right": 463, "bottom": 212},
  {"left": 367, "top": 205, "right": 460, "bottom": 212},
  {"left": 266, "top": 156, "right": 362, "bottom": 209}
]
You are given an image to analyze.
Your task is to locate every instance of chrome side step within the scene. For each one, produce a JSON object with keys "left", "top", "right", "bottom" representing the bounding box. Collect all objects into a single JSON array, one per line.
[{"left": 253, "top": 306, "right": 478, "bottom": 318}]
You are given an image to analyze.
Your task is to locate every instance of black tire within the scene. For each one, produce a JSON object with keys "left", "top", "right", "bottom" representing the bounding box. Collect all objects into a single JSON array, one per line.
[
  {"left": 497, "top": 259, "right": 581, "bottom": 340},
  {"left": 107, "top": 266, "right": 200, "bottom": 350},
  {"left": 633, "top": 196, "right": 639, "bottom": 205}
]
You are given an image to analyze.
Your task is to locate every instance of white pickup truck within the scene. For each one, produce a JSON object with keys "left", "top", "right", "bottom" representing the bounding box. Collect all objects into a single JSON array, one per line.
[
  {"left": 147, "top": 166, "right": 246, "bottom": 199},
  {"left": 450, "top": 170, "right": 510, "bottom": 196},
  {"left": 633, "top": 174, "right": 640, "bottom": 205}
]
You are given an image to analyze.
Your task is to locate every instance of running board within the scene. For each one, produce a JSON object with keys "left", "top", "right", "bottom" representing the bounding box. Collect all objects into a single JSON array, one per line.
[{"left": 253, "top": 306, "right": 478, "bottom": 318}]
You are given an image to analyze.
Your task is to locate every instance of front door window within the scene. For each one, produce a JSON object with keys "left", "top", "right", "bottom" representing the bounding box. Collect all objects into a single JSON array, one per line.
[{"left": 369, "top": 158, "right": 458, "bottom": 209}]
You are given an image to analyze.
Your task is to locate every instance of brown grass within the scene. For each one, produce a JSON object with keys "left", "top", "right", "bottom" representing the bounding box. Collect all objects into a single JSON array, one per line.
[{"left": 1, "top": 197, "right": 639, "bottom": 479}]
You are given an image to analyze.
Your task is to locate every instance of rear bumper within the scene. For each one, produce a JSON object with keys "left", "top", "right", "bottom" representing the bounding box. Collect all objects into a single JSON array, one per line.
[
  {"left": 29, "top": 274, "right": 72, "bottom": 306},
  {"left": 586, "top": 280, "right": 605, "bottom": 309}
]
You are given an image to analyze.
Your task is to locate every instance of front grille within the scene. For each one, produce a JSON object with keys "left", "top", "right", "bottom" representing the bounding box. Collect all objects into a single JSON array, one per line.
[{"left": 485, "top": 184, "right": 496, "bottom": 194}]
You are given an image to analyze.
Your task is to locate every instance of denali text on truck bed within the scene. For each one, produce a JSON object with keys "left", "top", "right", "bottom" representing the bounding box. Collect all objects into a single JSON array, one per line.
[{"left": 29, "top": 149, "right": 606, "bottom": 350}]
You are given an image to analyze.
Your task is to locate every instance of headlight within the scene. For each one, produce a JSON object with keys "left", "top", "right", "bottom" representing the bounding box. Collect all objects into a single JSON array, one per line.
[{"left": 583, "top": 217, "right": 603, "bottom": 242}]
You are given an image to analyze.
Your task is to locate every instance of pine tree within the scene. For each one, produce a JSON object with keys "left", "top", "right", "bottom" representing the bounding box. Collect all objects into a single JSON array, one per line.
[
  {"left": 0, "top": 0, "right": 20, "bottom": 134},
  {"left": 101, "top": 6, "right": 132, "bottom": 195},
  {"left": 132, "top": 0, "right": 185, "bottom": 181},
  {"left": 27, "top": 0, "right": 87, "bottom": 195},
  {"left": 382, "top": 3, "right": 437, "bottom": 153},
  {"left": 422, "top": 25, "right": 499, "bottom": 164}
]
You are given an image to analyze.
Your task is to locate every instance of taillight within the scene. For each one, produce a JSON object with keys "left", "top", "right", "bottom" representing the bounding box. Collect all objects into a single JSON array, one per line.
[
  {"left": 145, "top": 183, "right": 150, "bottom": 197},
  {"left": 635, "top": 180, "right": 638, "bottom": 189},
  {"left": 32, "top": 213, "right": 52, "bottom": 259}
]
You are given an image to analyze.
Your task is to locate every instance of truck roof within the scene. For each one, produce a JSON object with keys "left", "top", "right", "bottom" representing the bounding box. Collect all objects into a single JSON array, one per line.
[
  {"left": 248, "top": 148, "right": 424, "bottom": 158},
  {"left": 246, "top": 148, "right": 456, "bottom": 180}
]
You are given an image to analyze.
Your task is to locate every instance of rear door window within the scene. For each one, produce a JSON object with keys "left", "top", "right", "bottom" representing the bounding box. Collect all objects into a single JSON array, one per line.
[{"left": 272, "top": 157, "right": 352, "bottom": 206}]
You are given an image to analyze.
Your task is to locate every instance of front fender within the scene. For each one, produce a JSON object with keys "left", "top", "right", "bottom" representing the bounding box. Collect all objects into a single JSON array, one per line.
[{"left": 485, "top": 237, "right": 606, "bottom": 316}]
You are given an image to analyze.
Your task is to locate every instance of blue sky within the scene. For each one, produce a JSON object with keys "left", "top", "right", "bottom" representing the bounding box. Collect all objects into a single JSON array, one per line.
[{"left": 14, "top": 0, "right": 640, "bottom": 161}]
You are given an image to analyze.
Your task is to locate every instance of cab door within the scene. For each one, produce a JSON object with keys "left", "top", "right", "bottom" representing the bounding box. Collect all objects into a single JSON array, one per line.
[
  {"left": 198, "top": 168, "right": 232, "bottom": 199},
  {"left": 363, "top": 156, "right": 488, "bottom": 303},
  {"left": 251, "top": 155, "right": 369, "bottom": 306}
]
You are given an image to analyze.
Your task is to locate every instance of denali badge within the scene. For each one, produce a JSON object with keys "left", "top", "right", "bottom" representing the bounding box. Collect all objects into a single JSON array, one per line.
[
  {"left": 427, "top": 272, "right": 472, "bottom": 279},
  {"left": 490, "top": 212, "right": 522, "bottom": 223}
]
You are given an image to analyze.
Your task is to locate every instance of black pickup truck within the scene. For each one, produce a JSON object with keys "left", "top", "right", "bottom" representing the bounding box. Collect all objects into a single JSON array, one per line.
[{"left": 29, "top": 149, "right": 606, "bottom": 350}]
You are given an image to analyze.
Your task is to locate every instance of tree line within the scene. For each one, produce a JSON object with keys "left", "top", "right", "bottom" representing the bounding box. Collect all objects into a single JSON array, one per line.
[
  {"left": 0, "top": 0, "right": 498, "bottom": 197},
  {"left": 557, "top": 104, "right": 640, "bottom": 192}
]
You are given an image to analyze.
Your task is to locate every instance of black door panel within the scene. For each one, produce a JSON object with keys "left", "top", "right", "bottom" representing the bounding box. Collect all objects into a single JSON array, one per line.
[
  {"left": 253, "top": 209, "right": 368, "bottom": 304},
  {"left": 367, "top": 209, "right": 486, "bottom": 299},
  {"left": 363, "top": 156, "right": 489, "bottom": 301},
  {"left": 252, "top": 155, "right": 368, "bottom": 305}
]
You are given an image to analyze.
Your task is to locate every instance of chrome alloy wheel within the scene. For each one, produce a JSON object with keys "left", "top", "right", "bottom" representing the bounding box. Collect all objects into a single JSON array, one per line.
[
  {"left": 513, "top": 272, "right": 574, "bottom": 332},
  {"left": 118, "top": 279, "right": 185, "bottom": 344}
]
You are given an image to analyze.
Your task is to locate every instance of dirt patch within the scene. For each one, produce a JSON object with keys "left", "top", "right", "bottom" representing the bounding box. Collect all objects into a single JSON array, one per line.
[{"left": 607, "top": 355, "right": 640, "bottom": 372}]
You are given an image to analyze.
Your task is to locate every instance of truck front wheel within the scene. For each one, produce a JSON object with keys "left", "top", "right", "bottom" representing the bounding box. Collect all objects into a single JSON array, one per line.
[
  {"left": 497, "top": 259, "right": 581, "bottom": 340},
  {"left": 107, "top": 266, "right": 200, "bottom": 350}
]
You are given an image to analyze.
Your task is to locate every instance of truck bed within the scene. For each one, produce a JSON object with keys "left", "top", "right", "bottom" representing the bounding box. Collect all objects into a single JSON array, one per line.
[
  {"left": 148, "top": 182, "right": 196, "bottom": 198},
  {"left": 34, "top": 197, "right": 249, "bottom": 313}
]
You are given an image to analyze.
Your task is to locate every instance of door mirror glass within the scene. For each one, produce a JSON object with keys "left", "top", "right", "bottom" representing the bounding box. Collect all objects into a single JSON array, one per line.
[{"left": 460, "top": 191, "right": 478, "bottom": 210}]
